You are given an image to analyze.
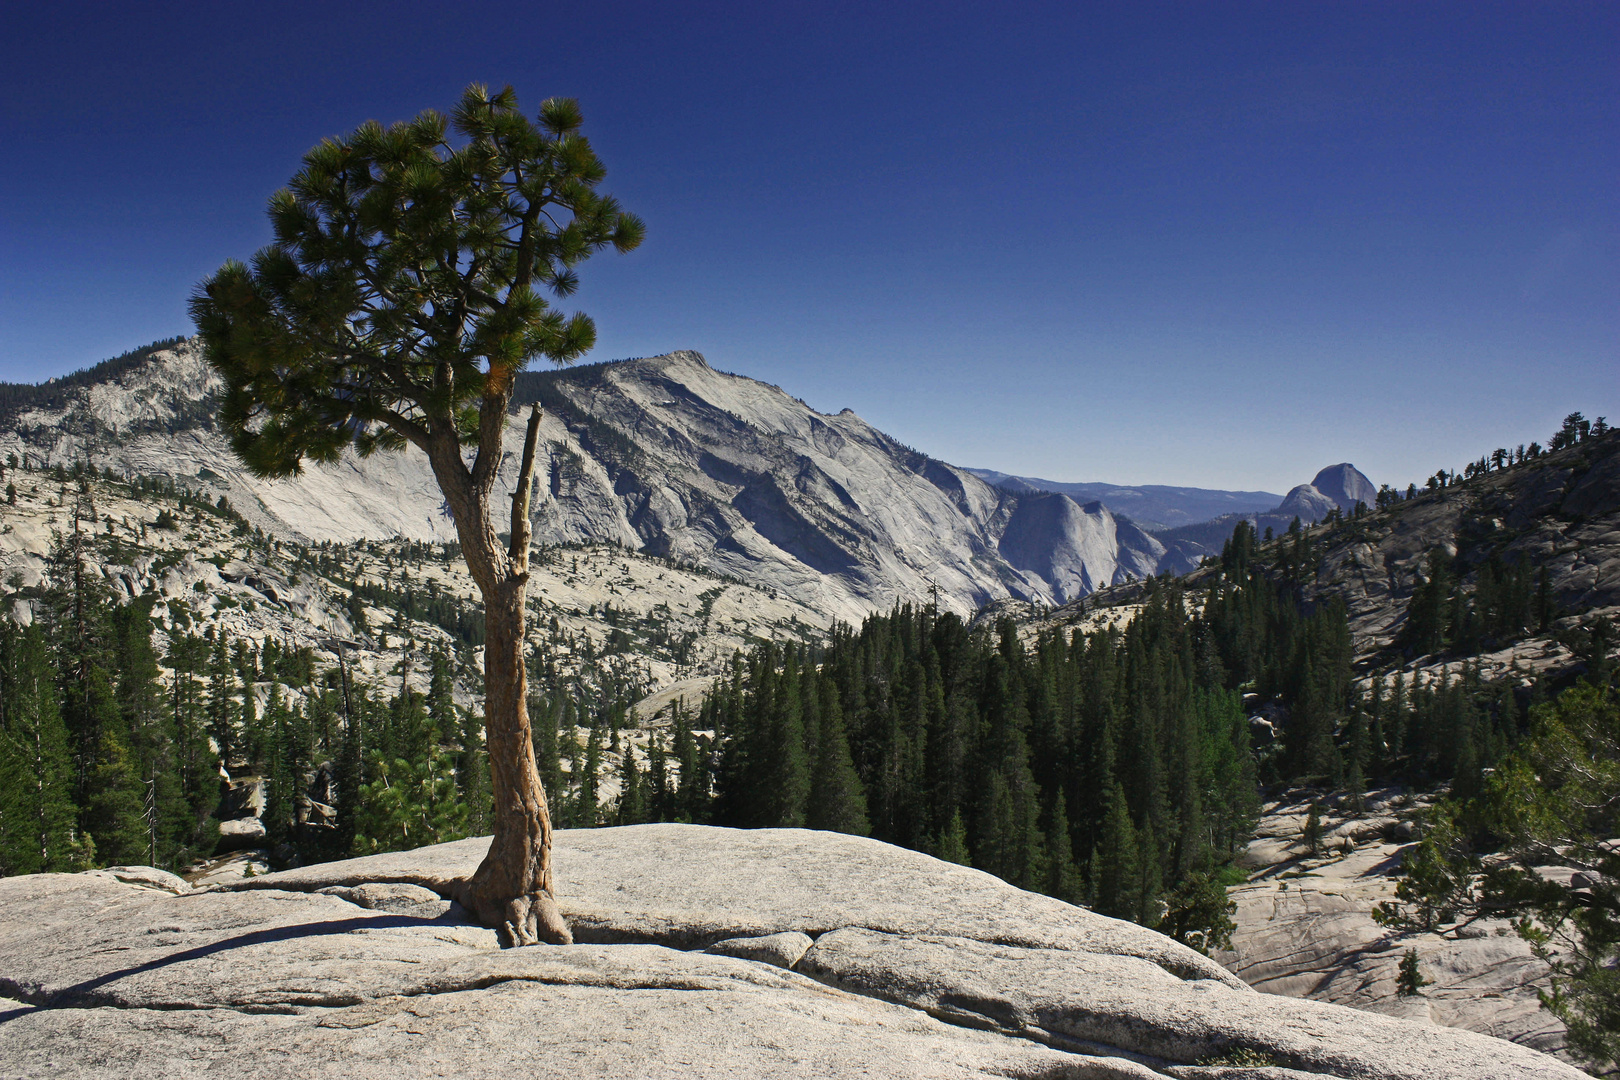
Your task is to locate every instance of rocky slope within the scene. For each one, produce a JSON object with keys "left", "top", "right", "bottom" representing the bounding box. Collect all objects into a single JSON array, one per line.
[
  {"left": 1039, "top": 436, "right": 1619, "bottom": 675},
  {"left": 0, "top": 466, "right": 828, "bottom": 755},
  {"left": 1013, "top": 436, "right": 1620, "bottom": 1070},
  {"left": 0, "top": 340, "right": 1198, "bottom": 621},
  {"left": 0, "top": 826, "right": 1585, "bottom": 1079},
  {"left": 1218, "top": 792, "right": 1570, "bottom": 1063},
  {"left": 1299, "top": 434, "right": 1620, "bottom": 664}
]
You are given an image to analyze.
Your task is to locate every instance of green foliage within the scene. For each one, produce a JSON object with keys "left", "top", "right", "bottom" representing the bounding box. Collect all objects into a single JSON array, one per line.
[
  {"left": 701, "top": 581, "right": 1273, "bottom": 924},
  {"left": 1303, "top": 802, "right": 1323, "bottom": 856},
  {"left": 576, "top": 725, "right": 603, "bottom": 828},
  {"left": 1397, "top": 949, "right": 1429, "bottom": 996},
  {"left": 1379, "top": 684, "right": 1620, "bottom": 1070},
  {"left": 344, "top": 576, "right": 483, "bottom": 646},
  {"left": 353, "top": 745, "right": 468, "bottom": 855},
  {"left": 932, "top": 809, "right": 970, "bottom": 865},
  {"left": 1161, "top": 869, "right": 1239, "bottom": 955},
  {"left": 806, "top": 678, "right": 869, "bottom": 836},
  {"left": 1090, "top": 781, "right": 1142, "bottom": 921},
  {"left": 1373, "top": 803, "right": 1479, "bottom": 933},
  {"left": 1198, "top": 1047, "right": 1278, "bottom": 1068},
  {"left": 0, "top": 624, "right": 80, "bottom": 874},
  {"left": 1484, "top": 684, "right": 1620, "bottom": 1068},
  {"left": 190, "top": 84, "right": 643, "bottom": 477}
]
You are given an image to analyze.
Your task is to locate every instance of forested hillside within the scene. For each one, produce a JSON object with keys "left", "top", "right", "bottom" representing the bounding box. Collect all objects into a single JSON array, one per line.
[
  {"left": 0, "top": 402, "right": 1614, "bottom": 991},
  {"left": 687, "top": 417, "right": 1620, "bottom": 955},
  {"left": 0, "top": 455, "right": 823, "bottom": 877}
]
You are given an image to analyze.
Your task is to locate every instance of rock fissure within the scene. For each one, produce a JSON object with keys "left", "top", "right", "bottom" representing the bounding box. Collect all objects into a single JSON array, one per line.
[{"left": 0, "top": 982, "right": 307, "bottom": 1017}]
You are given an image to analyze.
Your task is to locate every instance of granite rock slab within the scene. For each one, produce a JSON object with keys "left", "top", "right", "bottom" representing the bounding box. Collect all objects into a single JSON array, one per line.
[{"left": 0, "top": 825, "right": 1586, "bottom": 1079}]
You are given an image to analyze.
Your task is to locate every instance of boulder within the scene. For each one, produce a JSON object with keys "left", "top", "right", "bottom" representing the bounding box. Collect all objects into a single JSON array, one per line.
[
  {"left": 707, "top": 931, "right": 814, "bottom": 969},
  {"left": 316, "top": 882, "right": 450, "bottom": 919},
  {"left": 0, "top": 825, "right": 1584, "bottom": 1079},
  {"left": 215, "top": 816, "right": 266, "bottom": 851},
  {"left": 185, "top": 849, "right": 272, "bottom": 885},
  {"left": 88, "top": 866, "right": 192, "bottom": 894}
]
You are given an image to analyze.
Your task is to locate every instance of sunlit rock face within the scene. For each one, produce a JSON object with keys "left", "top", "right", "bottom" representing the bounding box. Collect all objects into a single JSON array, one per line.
[
  {"left": 1309, "top": 462, "right": 1378, "bottom": 513},
  {"left": 0, "top": 826, "right": 1587, "bottom": 1079},
  {"left": 1220, "top": 791, "right": 1574, "bottom": 1065},
  {"left": 0, "top": 344, "right": 1172, "bottom": 621}
]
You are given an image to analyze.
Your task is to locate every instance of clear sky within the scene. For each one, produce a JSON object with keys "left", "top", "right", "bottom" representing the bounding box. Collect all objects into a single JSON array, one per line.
[{"left": 2, "top": 1, "right": 1614, "bottom": 493}]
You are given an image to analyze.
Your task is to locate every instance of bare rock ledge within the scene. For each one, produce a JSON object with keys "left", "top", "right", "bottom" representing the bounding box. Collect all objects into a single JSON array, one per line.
[{"left": 0, "top": 824, "right": 1582, "bottom": 1079}]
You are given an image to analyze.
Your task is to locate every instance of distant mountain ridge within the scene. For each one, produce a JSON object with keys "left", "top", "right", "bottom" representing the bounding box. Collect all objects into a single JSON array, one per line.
[
  {"left": 0, "top": 338, "right": 1380, "bottom": 621},
  {"left": 1155, "top": 463, "right": 1378, "bottom": 561},
  {"left": 0, "top": 341, "right": 1176, "bottom": 621},
  {"left": 963, "top": 469, "right": 1282, "bottom": 530}
]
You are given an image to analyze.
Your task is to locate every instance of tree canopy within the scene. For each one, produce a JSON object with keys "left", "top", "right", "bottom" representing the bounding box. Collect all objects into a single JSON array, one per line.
[{"left": 190, "top": 84, "right": 643, "bottom": 478}]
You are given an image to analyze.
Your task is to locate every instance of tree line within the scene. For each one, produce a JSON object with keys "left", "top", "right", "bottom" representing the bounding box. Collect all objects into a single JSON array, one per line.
[
  {"left": 0, "top": 503, "right": 501, "bottom": 873},
  {"left": 1374, "top": 410, "right": 1609, "bottom": 507}
]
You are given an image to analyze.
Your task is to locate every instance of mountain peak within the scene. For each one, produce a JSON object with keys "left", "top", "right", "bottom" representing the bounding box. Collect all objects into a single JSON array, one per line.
[{"left": 1309, "top": 463, "right": 1376, "bottom": 512}]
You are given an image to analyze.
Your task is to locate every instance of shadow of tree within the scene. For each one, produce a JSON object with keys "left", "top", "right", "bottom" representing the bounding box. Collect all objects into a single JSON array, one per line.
[{"left": 1, "top": 908, "right": 468, "bottom": 1022}]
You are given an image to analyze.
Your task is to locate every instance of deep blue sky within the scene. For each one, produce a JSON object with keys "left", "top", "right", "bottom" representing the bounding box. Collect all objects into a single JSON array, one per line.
[{"left": 2, "top": 1, "right": 1615, "bottom": 492}]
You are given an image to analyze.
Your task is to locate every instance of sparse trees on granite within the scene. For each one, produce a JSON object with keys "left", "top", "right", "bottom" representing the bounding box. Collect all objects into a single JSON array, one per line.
[
  {"left": 191, "top": 84, "right": 642, "bottom": 945},
  {"left": 1375, "top": 677, "right": 1618, "bottom": 1069}
]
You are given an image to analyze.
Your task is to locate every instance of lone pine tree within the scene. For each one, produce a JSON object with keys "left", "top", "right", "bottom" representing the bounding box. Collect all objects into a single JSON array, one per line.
[{"left": 191, "top": 84, "right": 643, "bottom": 945}]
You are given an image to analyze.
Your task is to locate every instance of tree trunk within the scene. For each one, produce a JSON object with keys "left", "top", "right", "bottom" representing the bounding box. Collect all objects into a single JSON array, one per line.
[
  {"left": 430, "top": 405, "right": 571, "bottom": 947},
  {"left": 452, "top": 574, "right": 571, "bottom": 946}
]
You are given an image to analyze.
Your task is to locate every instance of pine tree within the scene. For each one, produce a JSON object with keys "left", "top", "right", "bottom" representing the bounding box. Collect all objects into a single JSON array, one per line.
[
  {"left": 1090, "top": 781, "right": 1141, "bottom": 921},
  {"left": 763, "top": 648, "right": 809, "bottom": 827},
  {"left": 111, "top": 599, "right": 189, "bottom": 867},
  {"left": 1303, "top": 802, "right": 1324, "bottom": 856},
  {"left": 206, "top": 637, "right": 236, "bottom": 772},
  {"left": 616, "top": 744, "right": 645, "bottom": 825},
  {"left": 577, "top": 726, "right": 603, "bottom": 828},
  {"left": 670, "top": 702, "right": 704, "bottom": 822},
  {"left": 262, "top": 684, "right": 297, "bottom": 846},
  {"left": 1397, "top": 949, "right": 1429, "bottom": 996},
  {"left": 646, "top": 732, "right": 670, "bottom": 822},
  {"left": 192, "top": 84, "right": 643, "bottom": 943},
  {"left": 807, "top": 678, "right": 868, "bottom": 835},
  {"left": 460, "top": 704, "right": 493, "bottom": 837},
  {"left": 932, "top": 808, "right": 970, "bottom": 865},
  {"left": 354, "top": 743, "right": 469, "bottom": 855},
  {"left": 1044, "top": 791, "right": 1084, "bottom": 905},
  {"left": 0, "top": 625, "right": 80, "bottom": 873}
]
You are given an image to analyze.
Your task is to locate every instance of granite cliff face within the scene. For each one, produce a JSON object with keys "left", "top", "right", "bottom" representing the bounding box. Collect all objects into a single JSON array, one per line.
[
  {"left": 1275, "top": 483, "right": 1343, "bottom": 523},
  {"left": 1308, "top": 463, "right": 1379, "bottom": 514},
  {"left": 0, "top": 341, "right": 1176, "bottom": 620},
  {"left": 1272, "top": 465, "right": 1379, "bottom": 528},
  {"left": 0, "top": 826, "right": 1586, "bottom": 1079}
]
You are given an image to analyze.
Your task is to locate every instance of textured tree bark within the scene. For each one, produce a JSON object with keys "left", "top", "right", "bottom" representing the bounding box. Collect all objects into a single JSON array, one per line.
[
  {"left": 429, "top": 404, "right": 570, "bottom": 946},
  {"left": 453, "top": 575, "right": 571, "bottom": 946}
]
